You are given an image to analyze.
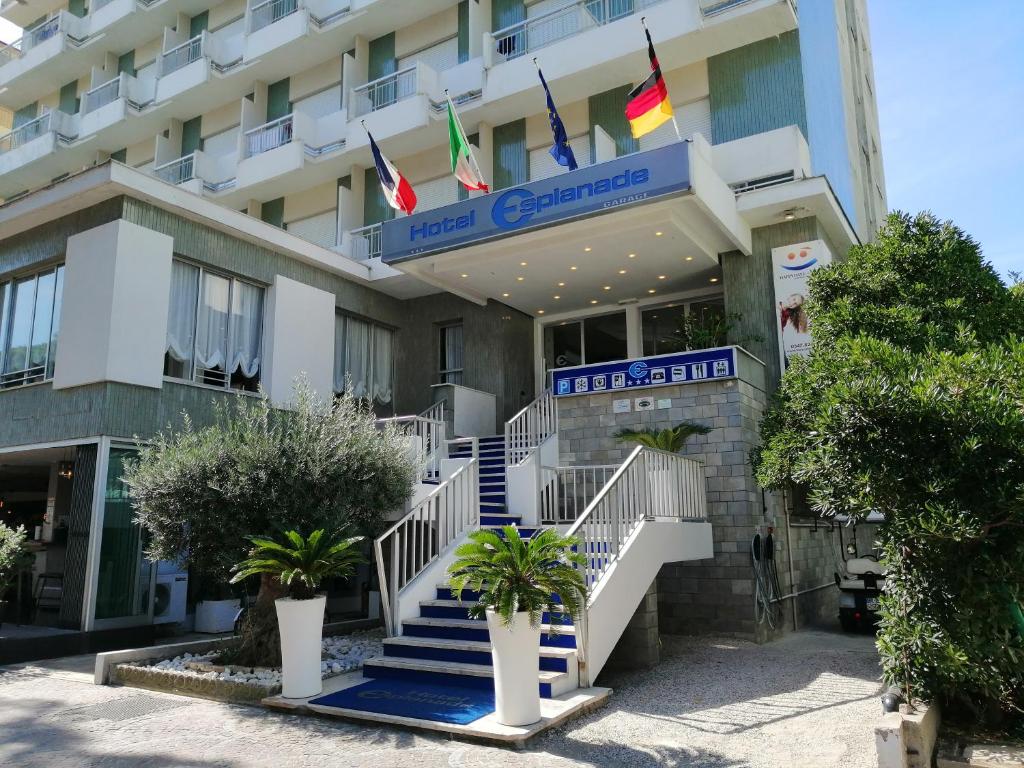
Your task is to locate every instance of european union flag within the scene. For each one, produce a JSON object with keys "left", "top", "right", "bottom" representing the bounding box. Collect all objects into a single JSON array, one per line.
[{"left": 537, "top": 66, "right": 578, "bottom": 171}]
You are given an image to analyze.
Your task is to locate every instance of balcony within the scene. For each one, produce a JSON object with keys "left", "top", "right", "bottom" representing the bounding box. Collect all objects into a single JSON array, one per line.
[
  {"left": 0, "top": 110, "right": 77, "bottom": 195},
  {"left": 0, "top": 0, "right": 64, "bottom": 28},
  {"left": 489, "top": 0, "right": 668, "bottom": 62},
  {"left": 244, "top": 114, "right": 295, "bottom": 158},
  {"left": 348, "top": 66, "right": 419, "bottom": 120},
  {"left": 78, "top": 72, "right": 156, "bottom": 139},
  {"left": 155, "top": 33, "right": 215, "bottom": 104},
  {"left": 347, "top": 223, "right": 382, "bottom": 261},
  {"left": 236, "top": 113, "right": 307, "bottom": 191},
  {"left": 154, "top": 153, "right": 196, "bottom": 186},
  {"left": 249, "top": 0, "right": 300, "bottom": 33}
]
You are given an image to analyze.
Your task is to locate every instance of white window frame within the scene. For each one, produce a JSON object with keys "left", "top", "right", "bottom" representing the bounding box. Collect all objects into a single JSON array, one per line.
[{"left": 163, "top": 259, "right": 265, "bottom": 392}]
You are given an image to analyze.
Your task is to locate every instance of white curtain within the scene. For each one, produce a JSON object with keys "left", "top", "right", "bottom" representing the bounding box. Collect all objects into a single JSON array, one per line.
[
  {"left": 442, "top": 324, "right": 463, "bottom": 378},
  {"left": 166, "top": 261, "right": 200, "bottom": 363},
  {"left": 228, "top": 280, "right": 263, "bottom": 378},
  {"left": 344, "top": 317, "right": 371, "bottom": 398},
  {"left": 195, "top": 272, "right": 230, "bottom": 370},
  {"left": 371, "top": 325, "right": 393, "bottom": 404},
  {"left": 333, "top": 314, "right": 347, "bottom": 393}
]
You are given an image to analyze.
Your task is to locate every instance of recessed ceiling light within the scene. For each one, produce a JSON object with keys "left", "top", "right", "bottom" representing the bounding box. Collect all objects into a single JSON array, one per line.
[
  {"left": 570, "top": 266, "right": 578, "bottom": 271},
  {"left": 584, "top": 247, "right": 592, "bottom": 252},
  {"left": 628, "top": 253, "right": 636, "bottom": 259},
  {"left": 658, "top": 275, "right": 667, "bottom": 280},
  {"left": 502, "top": 292, "right": 510, "bottom": 297},
  {"left": 648, "top": 289, "right": 656, "bottom": 294},
  {"left": 517, "top": 276, "right": 525, "bottom": 281},
  {"left": 557, "top": 281, "right": 565, "bottom": 287},
  {"left": 520, "top": 261, "right": 527, "bottom": 266},
  {"left": 685, "top": 256, "right": 693, "bottom": 261},
  {"left": 603, "top": 286, "right": 611, "bottom": 291},
  {"left": 710, "top": 277, "right": 719, "bottom": 283},
  {"left": 553, "top": 295, "right": 561, "bottom": 300},
  {"left": 590, "top": 299, "right": 598, "bottom": 304},
  {"left": 618, "top": 269, "right": 627, "bottom": 274},
  {"left": 655, "top": 231, "right": 663, "bottom": 237},
  {"left": 537, "top": 309, "right": 545, "bottom": 314},
  {"left": 460, "top": 273, "right": 469, "bottom": 278}
]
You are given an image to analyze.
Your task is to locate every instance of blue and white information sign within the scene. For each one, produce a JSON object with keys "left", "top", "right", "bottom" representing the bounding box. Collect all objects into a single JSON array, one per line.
[{"left": 551, "top": 347, "right": 737, "bottom": 398}]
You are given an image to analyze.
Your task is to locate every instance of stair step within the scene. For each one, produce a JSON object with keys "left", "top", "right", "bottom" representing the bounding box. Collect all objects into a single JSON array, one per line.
[
  {"left": 435, "top": 585, "right": 563, "bottom": 605},
  {"left": 402, "top": 616, "right": 577, "bottom": 648},
  {"left": 362, "top": 656, "right": 567, "bottom": 698},
  {"left": 419, "top": 599, "right": 572, "bottom": 625},
  {"left": 482, "top": 526, "right": 540, "bottom": 539},
  {"left": 477, "top": 435, "right": 507, "bottom": 444},
  {"left": 383, "top": 636, "right": 573, "bottom": 672}
]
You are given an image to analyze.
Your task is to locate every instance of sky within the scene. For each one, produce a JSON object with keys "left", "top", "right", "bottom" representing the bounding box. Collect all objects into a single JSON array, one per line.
[
  {"left": 868, "top": 0, "right": 1023, "bottom": 280},
  {"left": 0, "top": 4, "right": 1020, "bottom": 278}
]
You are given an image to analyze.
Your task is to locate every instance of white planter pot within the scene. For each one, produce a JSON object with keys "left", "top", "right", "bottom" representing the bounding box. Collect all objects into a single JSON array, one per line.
[
  {"left": 486, "top": 609, "right": 541, "bottom": 726},
  {"left": 194, "top": 599, "right": 241, "bottom": 634},
  {"left": 275, "top": 595, "right": 325, "bottom": 699}
]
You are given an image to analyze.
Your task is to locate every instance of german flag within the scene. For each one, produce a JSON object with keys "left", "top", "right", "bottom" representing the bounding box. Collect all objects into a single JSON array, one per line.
[{"left": 625, "top": 28, "right": 674, "bottom": 139}]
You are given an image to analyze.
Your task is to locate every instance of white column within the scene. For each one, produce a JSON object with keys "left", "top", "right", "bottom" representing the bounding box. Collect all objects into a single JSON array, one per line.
[
  {"left": 262, "top": 274, "right": 336, "bottom": 405},
  {"left": 53, "top": 220, "right": 174, "bottom": 391},
  {"left": 625, "top": 304, "right": 643, "bottom": 359}
]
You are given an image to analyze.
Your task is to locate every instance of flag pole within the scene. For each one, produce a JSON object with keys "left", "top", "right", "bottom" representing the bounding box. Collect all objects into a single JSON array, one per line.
[
  {"left": 641, "top": 16, "right": 683, "bottom": 142},
  {"left": 444, "top": 88, "right": 488, "bottom": 191}
]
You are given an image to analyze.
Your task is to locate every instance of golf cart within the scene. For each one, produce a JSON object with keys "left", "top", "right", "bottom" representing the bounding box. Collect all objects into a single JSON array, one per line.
[{"left": 835, "top": 553, "right": 887, "bottom": 632}]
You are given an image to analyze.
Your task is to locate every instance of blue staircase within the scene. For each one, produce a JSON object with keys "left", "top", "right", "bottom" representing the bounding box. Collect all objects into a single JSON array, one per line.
[{"left": 360, "top": 434, "right": 580, "bottom": 700}]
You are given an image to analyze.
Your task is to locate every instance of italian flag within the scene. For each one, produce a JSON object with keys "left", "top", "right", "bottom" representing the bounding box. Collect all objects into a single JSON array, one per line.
[{"left": 448, "top": 99, "right": 489, "bottom": 193}]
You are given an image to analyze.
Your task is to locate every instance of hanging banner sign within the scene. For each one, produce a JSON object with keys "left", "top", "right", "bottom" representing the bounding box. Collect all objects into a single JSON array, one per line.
[
  {"left": 551, "top": 347, "right": 737, "bottom": 398},
  {"left": 771, "top": 240, "right": 833, "bottom": 370}
]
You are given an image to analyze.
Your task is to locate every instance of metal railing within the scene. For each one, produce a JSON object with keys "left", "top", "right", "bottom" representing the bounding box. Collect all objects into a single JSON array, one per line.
[
  {"left": 244, "top": 114, "right": 294, "bottom": 158},
  {"left": 566, "top": 446, "right": 707, "bottom": 588},
  {"left": 491, "top": 0, "right": 666, "bottom": 62},
  {"left": 698, "top": 0, "right": 757, "bottom": 16},
  {"left": 348, "top": 65, "right": 417, "bottom": 120},
  {"left": 419, "top": 400, "right": 445, "bottom": 425},
  {"left": 540, "top": 464, "right": 619, "bottom": 524},
  {"left": 376, "top": 414, "right": 447, "bottom": 484},
  {"left": 81, "top": 76, "right": 122, "bottom": 114},
  {"left": 160, "top": 34, "right": 204, "bottom": 77},
  {"left": 0, "top": 112, "right": 52, "bottom": 155},
  {"left": 154, "top": 154, "right": 195, "bottom": 185},
  {"left": 0, "top": 15, "right": 63, "bottom": 63},
  {"left": 349, "top": 223, "right": 382, "bottom": 261},
  {"left": 249, "top": 0, "right": 300, "bottom": 32},
  {"left": 374, "top": 458, "right": 479, "bottom": 636},
  {"left": 505, "top": 388, "right": 557, "bottom": 466}
]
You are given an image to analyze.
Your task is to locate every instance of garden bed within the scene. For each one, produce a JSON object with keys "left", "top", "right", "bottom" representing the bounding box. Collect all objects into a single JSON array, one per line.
[{"left": 110, "top": 627, "right": 383, "bottom": 704}]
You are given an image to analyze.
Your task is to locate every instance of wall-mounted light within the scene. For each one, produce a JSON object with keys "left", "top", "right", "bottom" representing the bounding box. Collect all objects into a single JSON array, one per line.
[{"left": 58, "top": 461, "right": 74, "bottom": 481}]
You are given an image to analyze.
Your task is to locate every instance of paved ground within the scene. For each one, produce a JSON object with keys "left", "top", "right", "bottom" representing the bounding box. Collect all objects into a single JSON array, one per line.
[{"left": 0, "top": 628, "right": 882, "bottom": 768}]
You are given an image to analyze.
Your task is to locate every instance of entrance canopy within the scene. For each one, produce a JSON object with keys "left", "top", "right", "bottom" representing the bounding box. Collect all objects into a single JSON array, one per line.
[{"left": 381, "top": 139, "right": 751, "bottom": 316}]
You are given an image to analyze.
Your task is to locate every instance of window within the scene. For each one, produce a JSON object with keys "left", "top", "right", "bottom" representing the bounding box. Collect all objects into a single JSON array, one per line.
[
  {"left": 164, "top": 260, "right": 264, "bottom": 391},
  {"left": 0, "top": 265, "right": 64, "bottom": 388},
  {"left": 543, "top": 311, "right": 627, "bottom": 371},
  {"left": 641, "top": 298, "right": 725, "bottom": 356},
  {"left": 334, "top": 314, "right": 394, "bottom": 406},
  {"left": 438, "top": 323, "right": 463, "bottom": 385}
]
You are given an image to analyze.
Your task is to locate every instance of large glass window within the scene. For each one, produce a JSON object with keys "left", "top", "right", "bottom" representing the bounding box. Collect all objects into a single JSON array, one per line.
[
  {"left": 334, "top": 314, "right": 394, "bottom": 406},
  {"left": 0, "top": 265, "right": 64, "bottom": 388},
  {"left": 641, "top": 297, "right": 726, "bottom": 356},
  {"left": 164, "top": 260, "right": 264, "bottom": 391},
  {"left": 438, "top": 323, "right": 463, "bottom": 385},
  {"left": 543, "top": 311, "right": 628, "bottom": 371}
]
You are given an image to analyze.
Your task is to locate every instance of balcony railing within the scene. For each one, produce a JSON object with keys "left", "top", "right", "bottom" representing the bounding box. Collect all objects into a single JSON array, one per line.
[
  {"left": 0, "top": 14, "right": 62, "bottom": 63},
  {"left": 349, "top": 223, "right": 382, "bottom": 261},
  {"left": 81, "top": 75, "right": 122, "bottom": 114},
  {"left": 244, "top": 114, "right": 294, "bottom": 158},
  {"left": 154, "top": 154, "right": 195, "bottom": 185},
  {"left": 0, "top": 112, "right": 51, "bottom": 155},
  {"left": 160, "top": 34, "right": 204, "bottom": 77},
  {"left": 491, "top": 0, "right": 666, "bottom": 61},
  {"left": 249, "top": 0, "right": 300, "bottom": 32},
  {"left": 698, "top": 0, "right": 758, "bottom": 16},
  {"left": 348, "top": 65, "right": 417, "bottom": 120}
]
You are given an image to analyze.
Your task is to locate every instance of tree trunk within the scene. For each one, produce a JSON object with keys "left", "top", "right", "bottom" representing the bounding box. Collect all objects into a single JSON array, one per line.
[{"left": 227, "top": 574, "right": 287, "bottom": 668}]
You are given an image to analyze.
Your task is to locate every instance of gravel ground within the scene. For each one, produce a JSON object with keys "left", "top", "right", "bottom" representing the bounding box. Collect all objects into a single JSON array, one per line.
[{"left": 0, "top": 628, "right": 882, "bottom": 768}]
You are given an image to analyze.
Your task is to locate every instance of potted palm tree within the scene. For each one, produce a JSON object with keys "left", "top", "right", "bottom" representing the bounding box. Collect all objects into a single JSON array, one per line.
[
  {"left": 616, "top": 422, "right": 711, "bottom": 502},
  {"left": 448, "top": 526, "right": 586, "bottom": 726},
  {"left": 231, "top": 528, "right": 365, "bottom": 698}
]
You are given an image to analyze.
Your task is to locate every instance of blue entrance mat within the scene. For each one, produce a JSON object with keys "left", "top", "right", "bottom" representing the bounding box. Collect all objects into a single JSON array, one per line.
[{"left": 309, "top": 679, "right": 495, "bottom": 725}]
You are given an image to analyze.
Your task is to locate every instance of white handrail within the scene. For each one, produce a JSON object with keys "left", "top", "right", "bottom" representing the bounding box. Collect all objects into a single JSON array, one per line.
[
  {"left": 566, "top": 446, "right": 707, "bottom": 589},
  {"left": 374, "top": 458, "right": 479, "bottom": 636},
  {"left": 376, "top": 414, "right": 446, "bottom": 483},
  {"left": 348, "top": 65, "right": 417, "bottom": 120},
  {"left": 154, "top": 153, "right": 196, "bottom": 185},
  {"left": 160, "top": 33, "right": 204, "bottom": 76},
  {"left": 419, "top": 400, "right": 445, "bottom": 425},
  {"left": 504, "top": 388, "right": 556, "bottom": 466}
]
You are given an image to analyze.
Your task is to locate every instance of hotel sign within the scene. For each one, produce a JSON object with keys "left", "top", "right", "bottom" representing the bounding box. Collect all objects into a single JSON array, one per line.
[
  {"left": 381, "top": 141, "right": 691, "bottom": 264},
  {"left": 551, "top": 347, "right": 737, "bottom": 398}
]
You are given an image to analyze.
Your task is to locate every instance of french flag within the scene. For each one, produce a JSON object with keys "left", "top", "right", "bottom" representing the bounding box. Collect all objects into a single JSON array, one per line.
[{"left": 368, "top": 131, "right": 416, "bottom": 215}]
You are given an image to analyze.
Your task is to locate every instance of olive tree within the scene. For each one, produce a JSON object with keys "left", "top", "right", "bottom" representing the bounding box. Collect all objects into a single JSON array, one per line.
[
  {"left": 124, "top": 381, "right": 418, "bottom": 666},
  {"left": 754, "top": 212, "right": 1024, "bottom": 727}
]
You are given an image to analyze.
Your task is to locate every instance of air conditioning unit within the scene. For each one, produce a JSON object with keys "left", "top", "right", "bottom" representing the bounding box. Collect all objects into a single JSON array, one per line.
[{"left": 153, "top": 571, "right": 188, "bottom": 625}]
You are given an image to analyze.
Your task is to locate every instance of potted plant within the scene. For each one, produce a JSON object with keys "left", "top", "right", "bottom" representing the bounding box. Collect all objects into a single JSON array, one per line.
[
  {"left": 448, "top": 526, "right": 586, "bottom": 726},
  {"left": 0, "top": 525, "right": 30, "bottom": 630},
  {"left": 616, "top": 422, "right": 711, "bottom": 501},
  {"left": 231, "top": 528, "right": 365, "bottom": 698}
]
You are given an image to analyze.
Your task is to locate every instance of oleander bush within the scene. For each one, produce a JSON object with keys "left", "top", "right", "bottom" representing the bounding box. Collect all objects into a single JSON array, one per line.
[{"left": 753, "top": 212, "right": 1024, "bottom": 728}]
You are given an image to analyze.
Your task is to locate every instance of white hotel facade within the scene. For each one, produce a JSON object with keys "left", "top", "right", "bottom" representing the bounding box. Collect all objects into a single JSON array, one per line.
[{"left": 0, "top": 0, "right": 885, "bottom": 664}]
